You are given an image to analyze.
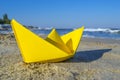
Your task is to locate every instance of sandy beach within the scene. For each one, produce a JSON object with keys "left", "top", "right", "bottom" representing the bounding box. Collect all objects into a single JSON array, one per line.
[{"left": 0, "top": 34, "right": 120, "bottom": 80}]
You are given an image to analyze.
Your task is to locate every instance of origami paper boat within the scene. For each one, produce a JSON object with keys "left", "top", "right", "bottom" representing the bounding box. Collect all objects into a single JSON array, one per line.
[{"left": 11, "top": 19, "right": 84, "bottom": 63}]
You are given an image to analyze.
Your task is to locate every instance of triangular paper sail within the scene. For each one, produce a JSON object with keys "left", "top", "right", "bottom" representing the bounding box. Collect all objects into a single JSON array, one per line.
[
  {"left": 46, "top": 29, "right": 72, "bottom": 53},
  {"left": 11, "top": 19, "right": 84, "bottom": 63}
]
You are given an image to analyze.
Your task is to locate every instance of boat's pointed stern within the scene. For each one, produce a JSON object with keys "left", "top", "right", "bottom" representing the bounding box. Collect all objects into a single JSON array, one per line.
[{"left": 61, "top": 26, "right": 84, "bottom": 55}]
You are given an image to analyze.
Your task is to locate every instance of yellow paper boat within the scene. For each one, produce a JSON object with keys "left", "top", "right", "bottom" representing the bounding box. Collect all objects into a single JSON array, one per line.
[{"left": 11, "top": 19, "right": 84, "bottom": 63}]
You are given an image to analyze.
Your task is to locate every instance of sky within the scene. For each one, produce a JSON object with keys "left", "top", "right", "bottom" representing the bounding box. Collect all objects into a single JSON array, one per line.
[{"left": 0, "top": 0, "right": 120, "bottom": 28}]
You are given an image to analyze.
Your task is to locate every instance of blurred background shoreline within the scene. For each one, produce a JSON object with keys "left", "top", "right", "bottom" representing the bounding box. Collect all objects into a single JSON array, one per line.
[{"left": 0, "top": 25, "right": 120, "bottom": 40}]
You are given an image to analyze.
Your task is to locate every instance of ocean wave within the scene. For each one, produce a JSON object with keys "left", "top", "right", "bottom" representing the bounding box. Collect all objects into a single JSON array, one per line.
[
  {"left": 84, "top": 28, "right": 120, "bottom": 33},
  {"left": 83, "top": 34, "right": 95, "bottom": 38},
  {"left": 38, "top": 27, "right": 53, "bottom": 30},
  {"left": 0, "top": 31, "right": 13, "bottom": 34}
]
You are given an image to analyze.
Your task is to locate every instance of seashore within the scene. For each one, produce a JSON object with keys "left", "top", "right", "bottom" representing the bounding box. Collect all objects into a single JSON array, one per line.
[{"left": 0, "top": 34, "right": 120, "bottom": 80}]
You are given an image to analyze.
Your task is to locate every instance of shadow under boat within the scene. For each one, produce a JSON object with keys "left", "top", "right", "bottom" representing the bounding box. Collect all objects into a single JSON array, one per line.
[{"left": 66, "top": 49, "right": 112, "bottom": 62}]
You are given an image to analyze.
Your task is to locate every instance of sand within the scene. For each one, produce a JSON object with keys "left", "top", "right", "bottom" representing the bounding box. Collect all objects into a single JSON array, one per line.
[{"left": 0, "top": 34, "right": 120, "bottom": 80}]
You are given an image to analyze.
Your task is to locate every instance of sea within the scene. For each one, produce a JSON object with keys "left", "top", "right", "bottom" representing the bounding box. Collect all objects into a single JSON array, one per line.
[{"left": 0, "top": 27, "right": 120, "bottom": 40}]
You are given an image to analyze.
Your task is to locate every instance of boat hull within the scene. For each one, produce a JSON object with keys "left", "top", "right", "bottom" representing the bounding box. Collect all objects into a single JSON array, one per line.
[{"left": 11, "top": 19, "right": 84, "bottom": 63}]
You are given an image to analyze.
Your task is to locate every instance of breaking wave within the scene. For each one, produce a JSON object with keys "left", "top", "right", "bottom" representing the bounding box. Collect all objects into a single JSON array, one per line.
[{"left": 84, "top": 28, "right": 120, "bottom": 34}]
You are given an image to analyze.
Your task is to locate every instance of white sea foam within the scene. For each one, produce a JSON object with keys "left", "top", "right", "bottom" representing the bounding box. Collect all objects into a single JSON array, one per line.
[
  {"left": 38, "top": 27, "right": 53, "bottom": 30},
  {"left": 44, "top": 27, "right": 53, "bottom": 30},
  {"left": 0, "top": 31, "right": 12, "bottom": 34},
  {"left": 84, "top": 28, "right": 120, "bottom": 33},
  {"left": 83, "top": 34, "right": 95, "bottom": 38}
]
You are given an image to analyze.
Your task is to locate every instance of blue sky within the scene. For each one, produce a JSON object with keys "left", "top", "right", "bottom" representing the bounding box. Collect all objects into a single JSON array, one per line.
[{"left": 0, "top": 0, "right": 120, "bottom": 28}]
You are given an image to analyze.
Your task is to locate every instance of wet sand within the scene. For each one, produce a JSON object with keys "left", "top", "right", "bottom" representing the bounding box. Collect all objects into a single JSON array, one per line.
[{"left": 0, "top": 35, "right": 120, "bottom": 80}]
